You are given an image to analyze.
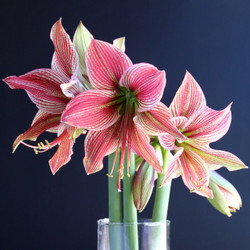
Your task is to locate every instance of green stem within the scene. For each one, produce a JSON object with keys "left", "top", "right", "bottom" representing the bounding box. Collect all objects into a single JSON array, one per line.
[
  {"left": 123, "top": 151, "right": 139, "bottom": 250},
  {"left": 108, "top": 152, "right": 123, "bottom": 250},
  {"left": 152, "top": 148, "right": 172, "bottom": 222},
  {"left": 149, "top": 148, "right": 172, "bottom": 250}
]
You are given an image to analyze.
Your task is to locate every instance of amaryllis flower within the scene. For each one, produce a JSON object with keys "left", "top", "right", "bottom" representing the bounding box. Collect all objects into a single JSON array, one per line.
[
  {"left": 61, "top": 39, "right": 185, "bottom": 190},
  {"left": 208, "top": 171, "right": 242, "bottom": 217},
  {"left": 157, "top": 71, "right": 247, "bottom": 198},
  {"left": 3, "top": 19, "right": 92, "bottom": 174}
]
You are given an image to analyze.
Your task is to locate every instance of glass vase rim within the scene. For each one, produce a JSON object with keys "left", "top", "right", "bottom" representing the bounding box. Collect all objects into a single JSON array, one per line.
[{"left": 98, "top": 218, "right": 170, "bottom": 227}]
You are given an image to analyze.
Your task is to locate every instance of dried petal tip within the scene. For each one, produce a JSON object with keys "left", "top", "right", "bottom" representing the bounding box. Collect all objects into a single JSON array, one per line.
[
  {"left": 207, "top": 171, "right": 242, "bottom": 217},
  {"left": 133, "top": 161, "right": 155, "bottom": 212}
]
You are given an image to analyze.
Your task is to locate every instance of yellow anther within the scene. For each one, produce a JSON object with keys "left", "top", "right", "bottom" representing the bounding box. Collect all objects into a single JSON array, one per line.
[
  {"left": 37, "top": 143, "right": 42, "bottom": 150},
  {"left": 40, "top": 142, "right": 45, "bottom": 149},
  {"left": 45, "top": 140, "right": 52, "bottom": 149},
  {"left": 34, "top": 148, "right": 38, "bottom": 155},
  {"left": 190, "top": 189, "right": 195, "bottom": 193},
  {"left": 107, "top": 173, "right": 113, "bottom": 178},
  {"left": 199, "top": 178, "right": 204, "bottom": 181},
  {"left": 127, "top": 172, "right": 131, "bottom": 178}
]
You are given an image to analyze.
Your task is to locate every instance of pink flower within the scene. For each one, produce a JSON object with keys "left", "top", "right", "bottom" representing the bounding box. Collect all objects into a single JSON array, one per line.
[
  {"left": 157, "top": 71, "right": 247, "bottom": 198},
  {"left": 61, "top": 39, "right": 185, "bottom": 190},
  {"left": 3, "top": 19, "right": 89, "bottom": 174}
]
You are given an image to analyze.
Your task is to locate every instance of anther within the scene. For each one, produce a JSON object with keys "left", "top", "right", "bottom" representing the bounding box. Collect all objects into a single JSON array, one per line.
[
  {"left": 45, "top": 140, "right": 52, "bottom": 149},
  {"left": 37, "top": 143, "right": 42, "bottom": 150},
  {"left": 107, "top": 173, "right": 113, "bottom": 178},
  {"left": 34, "top": 149, "right": 38, "bottom": 155}
]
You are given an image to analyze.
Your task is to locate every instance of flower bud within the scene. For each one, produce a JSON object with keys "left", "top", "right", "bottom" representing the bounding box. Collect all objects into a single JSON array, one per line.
[
  {"left": 133, "top": 161, "right": 155, "bottom": 212},
  {"left": 208, "top": 171, "right": 242, "bottom": 217}
]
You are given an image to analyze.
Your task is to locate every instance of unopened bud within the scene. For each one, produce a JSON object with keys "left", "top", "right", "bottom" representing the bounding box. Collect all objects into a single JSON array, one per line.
[
  {"left": 207, "top": 171, "right": 242, "bottom": 217},
  {"left": 133, "top": 161, "right": 155, "bottom": 212}
]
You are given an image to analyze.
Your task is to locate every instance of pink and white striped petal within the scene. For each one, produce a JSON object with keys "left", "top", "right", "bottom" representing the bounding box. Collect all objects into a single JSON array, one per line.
[
  {"left": 13, "top": 114, "right": 61, "bottom": 152},
  {"left": 60, "top": 76, "right": 86, "bottom": 98},
  {"left": 4, "top": 69, "right": 68, "bottom": 114},
  {"left": 86, "top": 39, "right": 132, "bottom": 91},
  {"left": 49, "top": 129, "right": 74, "bottom": 174},
  {"left": 131, "top": 121, "right": 162, "bottom": 173},
  {"left": 180, "top": 146, "right": 213, "bottom": 198},
  {"left": 160, "top": 147, "right": 183, "bottom": 187},
  {"left": 190, "top": 145, "right": 247, "bottom": 171},
  {"left": 184, "top": 104, "right": 232, "bottom": 145},
  {"left": 170, "top": 71, "right": 206, "bottom": 118},
  {"left": 28, "top": 92, "right": 68, "bottom": 114},
  {"left": 136, "top": 102, "right": 186, "bottom": 141},
  {"left": 172, "top": 116, "right": 188, "bottom": 130},
  {"left": 83, "top": 123, "right": 120, "bottom": 174},
  {"left": 61, "top": 89, "right": 120, "bottom": 130},
  {"left": 3, "top": 68, "right": 67, "bottom": 95},
  {"left": 32, "top": 110, "right": 59, "bottom": 133},
  {"left": 50, "top": 19, "right": 79, "bottom": 79},
  {"left": 119, "top": 63, "right": 166, "bottom": 112},
  {"left": 158, "top": 133, "right": 176, "bottom": 150}
]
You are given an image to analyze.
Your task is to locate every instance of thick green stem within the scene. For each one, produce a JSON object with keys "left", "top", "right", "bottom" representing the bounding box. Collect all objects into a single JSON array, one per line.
[
  {"left": 123, "top": 151, "right": 139, "bottom": 250},
  {"left": 152, "top": 148, "right": 172, "bottom": 222},
  {"left": 108, "top": 152, "right": 123, "bottom": 250},
  {"left": 150, "top": 148, "right": 172, "bottom": 250}
]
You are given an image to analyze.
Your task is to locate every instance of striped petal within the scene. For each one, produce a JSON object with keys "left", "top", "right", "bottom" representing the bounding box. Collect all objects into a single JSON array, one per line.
[
  {"left": 86, "top": 39, "right": 132, "bottom": 90},
  {"left": 184, "top": 104, "right": 232, "bottom": 145},
  {"left": 170, "top": 71, "right": 206, "bottom": 118},
  {"left": 136, "top": 102, "right": 186, "bottom": 141},
  {"left": 131, "top": 120, "right": 162, "bottom": 172},
  {"left": 32, "top": 110, "right": 59, "bottom": 133},
  {"left": 60, "top": 76, "right": 86, "bottom": 98},
  {"left": 61, "top": 89, "right": 120, "bottom": 130},
  {"left": 158, "top": 133, "right": 176, "bottom": 151},
  {"left": 83, "top": 123, "right": 120, "bottom": 174},
  {"left": 119, "top": 63, "right": 166, "bottom": 112},
  {"left": 190, "top": 145, "right": 247, "bottom": 171},
  {"left": 180, "top": 146, "right": 213, "bottom": 198},
  {"left": 50, "top": 19, "right": 79, "bottom": 78},
  {"left": 49, "top": 129, "right": 74, "bottom": 174},
  {"left": 13, "top": 113, "right": 61, "bottom": 152},
  {"left": 4, "top": 69, "right": 68, "bottom": 114}
]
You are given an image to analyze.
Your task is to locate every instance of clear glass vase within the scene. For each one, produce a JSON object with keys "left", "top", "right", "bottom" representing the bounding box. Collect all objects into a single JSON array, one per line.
[{"left": 97, "top": 218, "right": 170, "bottom": 250}]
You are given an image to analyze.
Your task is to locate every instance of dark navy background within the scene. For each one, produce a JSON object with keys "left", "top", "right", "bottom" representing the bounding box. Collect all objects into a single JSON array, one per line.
[{"left": 1, "top": 0, "right": 250, "bottom": 249}]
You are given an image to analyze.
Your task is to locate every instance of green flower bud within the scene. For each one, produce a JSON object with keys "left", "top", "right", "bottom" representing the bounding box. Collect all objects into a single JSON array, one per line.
[{"left": 207, "top": 171, "right": 242, "bottom": 217}]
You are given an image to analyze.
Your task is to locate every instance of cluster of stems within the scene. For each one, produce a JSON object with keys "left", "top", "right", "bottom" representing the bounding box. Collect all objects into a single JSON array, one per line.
[{"left": 108, "top": 147, "right": 171, "bottom": 250}]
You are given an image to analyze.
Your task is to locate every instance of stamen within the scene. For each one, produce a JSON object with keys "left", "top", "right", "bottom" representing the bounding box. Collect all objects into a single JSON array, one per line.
[
  {"left": 37, "top": 143, "right": 42, "bottom": 150},
  {"left": 45, "top": 140, "right": 52, "bottom": 149},
  {"left": 34, "top": 149, "right": 38, "bottom": 155},
  {"left": 106, "top": 173, "right": 113, "bottom": 178}
]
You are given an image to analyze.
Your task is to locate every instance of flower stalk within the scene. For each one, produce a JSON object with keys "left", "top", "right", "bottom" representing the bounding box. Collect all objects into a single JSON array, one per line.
[
  {"left": 123, "top": 151, "right": 139, "bottom": 250},
  {"left": 108, "top": 152, "right": 123, "bottom": 250},
  {"left": 152, "top": 146, "right": 172, "bottom": 222}
]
